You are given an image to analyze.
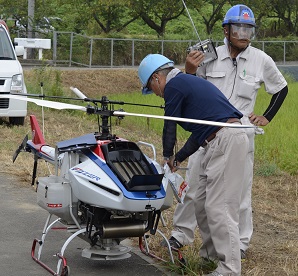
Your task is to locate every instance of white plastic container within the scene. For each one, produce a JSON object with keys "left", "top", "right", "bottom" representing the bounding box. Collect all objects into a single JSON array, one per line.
[{"left": 37, "top": 175, "right": 77, "bottom": 224}]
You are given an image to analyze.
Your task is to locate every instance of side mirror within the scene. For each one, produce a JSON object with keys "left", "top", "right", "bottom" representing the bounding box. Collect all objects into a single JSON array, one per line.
[{"left": 15, "top": 45, "right": 24, "bottom": 56}]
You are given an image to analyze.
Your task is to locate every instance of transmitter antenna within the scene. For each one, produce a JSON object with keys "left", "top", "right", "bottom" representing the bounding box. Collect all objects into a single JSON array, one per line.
[
  {"left": 181, "top": 0, "right": 218, "bottom": 66},
  {"left": 181, "top": 0, "right": 202, "bottom": 43}
]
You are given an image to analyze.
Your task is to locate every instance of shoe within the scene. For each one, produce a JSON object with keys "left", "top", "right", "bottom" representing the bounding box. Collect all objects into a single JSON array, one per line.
[
  {"left": 203, "top": 271, "right": 223, "bottom": 276},
  {"left": 240, "top": 249, "right": 246, "bottom": 260},
  {"left": 160, "top": 236, "right": 184, "bottom": 249}
]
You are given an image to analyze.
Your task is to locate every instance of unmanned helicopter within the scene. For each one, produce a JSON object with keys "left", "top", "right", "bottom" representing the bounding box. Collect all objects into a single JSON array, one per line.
[{"left": 0, "top": 88, "right": 255, "bottom": 276}]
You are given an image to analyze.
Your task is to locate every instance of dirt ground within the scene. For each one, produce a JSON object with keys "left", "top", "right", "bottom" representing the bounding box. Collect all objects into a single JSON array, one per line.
[{"left": 2, "top": 69, "right": 297, "bottom": 275}]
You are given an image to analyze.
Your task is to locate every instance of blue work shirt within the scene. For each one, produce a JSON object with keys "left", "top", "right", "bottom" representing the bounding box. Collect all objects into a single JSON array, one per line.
[{"left": 163, "top": 72, "right": 242, "bottom": 162}]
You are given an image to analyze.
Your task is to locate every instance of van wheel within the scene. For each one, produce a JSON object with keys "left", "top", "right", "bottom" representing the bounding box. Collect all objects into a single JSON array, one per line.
[{"left": 9, "top": 117, "right": 25, "bottom": 126}]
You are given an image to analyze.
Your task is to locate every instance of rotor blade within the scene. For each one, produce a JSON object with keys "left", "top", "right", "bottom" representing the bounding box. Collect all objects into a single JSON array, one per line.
[
  {"left": 0, "top": 94, "right": 86, "bottom": 111},
  {"left": 11, "top": 92, "right": 86, "bottom": 101},
  {"left": 114, "top": 111, "right": 256, "bottom": 128}
]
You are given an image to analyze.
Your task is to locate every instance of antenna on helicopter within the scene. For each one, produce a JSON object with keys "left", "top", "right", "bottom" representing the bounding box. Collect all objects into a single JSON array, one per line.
[
  {"left": 70, "top": 86, "right": 88, "bottom": 99},
  {"left": 40, "top": 82, "right": 45, "bottom": 135}
]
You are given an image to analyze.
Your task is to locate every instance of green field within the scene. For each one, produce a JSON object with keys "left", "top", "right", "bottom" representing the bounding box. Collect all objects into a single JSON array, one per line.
[{"left": 253, "top": 82, "right": 298, "bottom": 175}]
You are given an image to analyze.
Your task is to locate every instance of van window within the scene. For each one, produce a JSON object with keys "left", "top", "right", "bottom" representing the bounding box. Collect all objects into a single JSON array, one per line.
[{"left": 0, "top": 26, "right": 15, "bottom": 60}]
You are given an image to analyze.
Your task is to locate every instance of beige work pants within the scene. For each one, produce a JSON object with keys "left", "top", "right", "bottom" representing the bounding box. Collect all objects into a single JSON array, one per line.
[
  {"left": 195, "top": 126, "right": 248, "bottom": 276},
  {"left": 172, "top": 127, "right": 254, "bottom": 252}
]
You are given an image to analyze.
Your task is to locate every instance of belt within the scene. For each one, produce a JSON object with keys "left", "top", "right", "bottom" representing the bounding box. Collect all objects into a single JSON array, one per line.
[{"left": 201, "top": 118, "right": 241, "bottom": 147}]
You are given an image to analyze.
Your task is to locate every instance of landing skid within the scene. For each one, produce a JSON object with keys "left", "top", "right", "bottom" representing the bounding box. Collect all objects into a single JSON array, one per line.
[
  {"left": 138, "top": 214, "right": 186, "bottom": 267},
  {"left": 31, "top": 213, "right": 184, "bottom": 275},
  {"left": 31, "top": 214, "right": 133, "bottom": 275},
  {"left": 139, "top": 231, "right": 186, "bottom": 266}
]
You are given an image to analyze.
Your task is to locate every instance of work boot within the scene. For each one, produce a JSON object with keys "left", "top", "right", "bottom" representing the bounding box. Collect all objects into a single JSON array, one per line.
[
  {"left": 240, "top": 249, "right": 246, "bottom": 260},
  {"left": 160, "top": 236, "right": 184, "bottom": 249}
]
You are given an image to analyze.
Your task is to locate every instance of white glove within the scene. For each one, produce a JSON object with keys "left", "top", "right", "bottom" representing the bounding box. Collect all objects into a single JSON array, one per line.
[{"left": 255, "top": 127, "right": 265, "bottom": 135}]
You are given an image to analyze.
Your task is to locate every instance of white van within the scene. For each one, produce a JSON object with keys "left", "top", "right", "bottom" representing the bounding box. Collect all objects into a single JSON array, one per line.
[{"left": 0, "top": 20, "right": 27, "bottom": 125}]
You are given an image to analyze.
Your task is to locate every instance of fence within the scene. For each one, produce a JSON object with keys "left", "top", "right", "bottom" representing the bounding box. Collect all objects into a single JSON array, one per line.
[{"left": 37, "top": 31, "right": 298, "bottom": 67}]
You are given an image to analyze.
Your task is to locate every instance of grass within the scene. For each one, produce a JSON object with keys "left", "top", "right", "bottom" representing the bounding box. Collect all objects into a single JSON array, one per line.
[{"left": 253, "top": 82, "right": 298, "bottom": 174}]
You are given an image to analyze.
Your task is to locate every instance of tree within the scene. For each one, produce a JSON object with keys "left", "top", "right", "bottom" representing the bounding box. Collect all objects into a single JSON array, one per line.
[
  {"left": 268, "top": 0, "right": 298, "bottom": 36},
  {"left": 86, "top": 0, "right": 140, "bottom": 34},
  {"left": 130, "top": 0, "right": 185, "bottom": 37},
  {"left": 0, "top": 0, "right": 28, "bottom": 30},
  {"left": 0, "top": 0, "right": 65, "bottom": 36},
  {"left": 188, "top": 0, "right": 227, "bottom": 35},
  {"left": 61, "top": 0, "right": 139, "bottom": 34},
  {"left": 1, "top": 0, "right": 297, "bottom": 38}
]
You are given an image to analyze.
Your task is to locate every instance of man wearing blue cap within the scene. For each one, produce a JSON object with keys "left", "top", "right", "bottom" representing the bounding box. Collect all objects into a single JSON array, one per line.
[{"left": 138, "top": 53, "right": 249, "bottom": 276}]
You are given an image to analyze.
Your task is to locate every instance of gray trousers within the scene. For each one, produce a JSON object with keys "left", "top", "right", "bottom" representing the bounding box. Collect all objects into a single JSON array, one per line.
[
  {"left": 172, "top": 128, "right": 254, "bottom": 251},
  {"left": 173, "top": 126, "right": 249, "bottom": 276}
]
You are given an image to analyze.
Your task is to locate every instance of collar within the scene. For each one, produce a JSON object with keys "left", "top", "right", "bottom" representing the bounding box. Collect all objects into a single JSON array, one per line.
[
  {"left": 166, "top": 68, "right": 181, "bottom": 84},
  {"left": 223, "top": 37, "right": 250, "bottom": 62}
]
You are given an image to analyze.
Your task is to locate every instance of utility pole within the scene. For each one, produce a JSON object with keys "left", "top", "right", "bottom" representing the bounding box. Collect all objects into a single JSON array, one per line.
[{"left": 28, "top": 0, "right": 35, "bottom": 58}]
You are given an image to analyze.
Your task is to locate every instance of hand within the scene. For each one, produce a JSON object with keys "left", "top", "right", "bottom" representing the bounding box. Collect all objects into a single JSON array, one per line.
[
  {"left": 185, "top": 50, "right": 205, "bottom": 74},
  {"left": 165, "top": 157, "right": 181, "bottom": 173},
  {"left": 249, "top": 113, "right": 269, "bottom": 126}
]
